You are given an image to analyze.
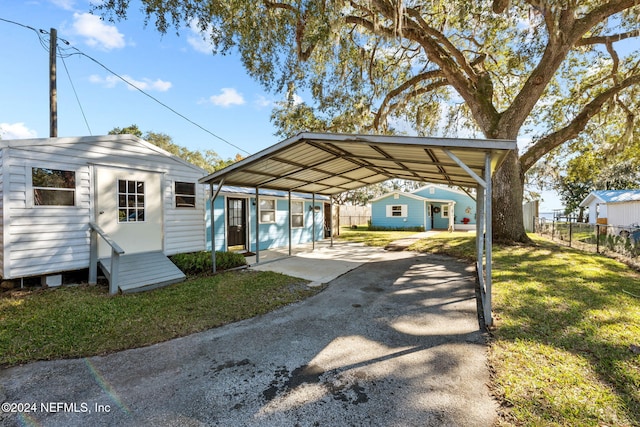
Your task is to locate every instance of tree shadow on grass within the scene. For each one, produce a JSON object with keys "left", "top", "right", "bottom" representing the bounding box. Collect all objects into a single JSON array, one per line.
[{"left": 491, "top": 239, "right": 640, "bottom": 425}]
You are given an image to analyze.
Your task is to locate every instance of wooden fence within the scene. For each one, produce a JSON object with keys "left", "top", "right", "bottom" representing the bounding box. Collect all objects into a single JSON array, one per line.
[{"left": 337, "top": 205, "right": 371, "bottom": 228}]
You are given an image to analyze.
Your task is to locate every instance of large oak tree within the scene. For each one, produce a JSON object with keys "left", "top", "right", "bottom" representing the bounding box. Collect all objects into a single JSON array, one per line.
[{"left": 97, "top": 0, "right": 640, "bottom": 242}]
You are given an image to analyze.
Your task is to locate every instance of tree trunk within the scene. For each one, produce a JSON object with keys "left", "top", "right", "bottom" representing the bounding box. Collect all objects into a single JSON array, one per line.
[{"left": 492, "top": 150, "right": 531, "bottom": 243}]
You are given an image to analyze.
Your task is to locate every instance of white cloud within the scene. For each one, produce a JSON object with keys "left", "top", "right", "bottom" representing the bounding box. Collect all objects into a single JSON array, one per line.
[
  {"left": 0, "top": 122, "right": 38, "bottom": 139},
  {"left": 50, "top": 0, "right": 76, "bottom": 11},
  {"left": 89, "top": 74, "right": 172, "bottom": 92},
  {"left": 254, "top": 95, "right": 273, "bottom": 108},
  {"left": 72, "top": 12, "right": 125, "bottom": 50},
  {"left": 210, "top": 88, "right": 245, "bottom": 107},
  {"left": 187, "top": 19, "right": 215, "bottom": 54},
  {"left": 291, "top": 93, "right": 304, "bottom": 105}
]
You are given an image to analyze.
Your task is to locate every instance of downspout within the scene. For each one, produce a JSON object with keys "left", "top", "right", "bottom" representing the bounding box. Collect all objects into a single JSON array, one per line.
[{"left": 312, "top": 193, "right": 316, "bottom": 251}]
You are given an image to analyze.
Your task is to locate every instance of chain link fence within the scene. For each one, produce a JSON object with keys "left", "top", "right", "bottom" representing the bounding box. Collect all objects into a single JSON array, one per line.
[{"left": 535, "top": 217, "right": 640, "bottom": 269}]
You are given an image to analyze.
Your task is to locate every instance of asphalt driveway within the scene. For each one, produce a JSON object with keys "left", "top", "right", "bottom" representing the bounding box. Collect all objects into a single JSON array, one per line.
[{"left": 0, "top": 249, "right": 497, "bottom": 426}]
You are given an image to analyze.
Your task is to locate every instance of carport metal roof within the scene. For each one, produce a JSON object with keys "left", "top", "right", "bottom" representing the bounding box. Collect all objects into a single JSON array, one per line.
[
  {"left": 199, "top": 132, "right": 514, "bottom": 195},
  {"left": 200, "top": 132, "right": 517, "bottom": 326}
]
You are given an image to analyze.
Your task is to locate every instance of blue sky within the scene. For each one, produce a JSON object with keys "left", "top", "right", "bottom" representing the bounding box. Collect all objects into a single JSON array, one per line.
[
  {"left": 1, "top": 0, "right": 564, "bottom": 211},
  {"left": 0, "top": 0, "right": 281, "bottom": 159}
]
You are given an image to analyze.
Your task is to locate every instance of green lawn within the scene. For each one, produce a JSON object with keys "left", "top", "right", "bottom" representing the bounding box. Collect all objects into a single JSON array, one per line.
[
  {"left": 408, "top": 232, "right": 640, "bottom": 426},
  {"left": 0, "top": 271, "right": 318, "bottom": 366},
  {"left": 337, "top": 226, "right": 418, "bottom": 246}
]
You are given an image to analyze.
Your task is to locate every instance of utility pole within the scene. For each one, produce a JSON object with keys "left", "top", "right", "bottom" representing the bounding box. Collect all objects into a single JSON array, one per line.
[{"left": 49, "top": 27, "right": 57, "bottom": 137}]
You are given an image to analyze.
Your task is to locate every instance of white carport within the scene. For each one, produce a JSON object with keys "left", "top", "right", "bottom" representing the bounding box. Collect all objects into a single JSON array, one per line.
[{"left": 199, "top": 132, "right": 516, "bottom": 326}]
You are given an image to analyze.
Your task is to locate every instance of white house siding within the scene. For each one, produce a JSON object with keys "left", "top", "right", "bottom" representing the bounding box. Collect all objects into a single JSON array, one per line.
[
  {"left": 162, "top": 178, "right": 207, "bottom": 256},
  {"left": 608, "top": 201, "right": 640, "bottom": 227},
  {"left": 1, "top": 135, "right": 206, "bottom": 279},
  {"left": 585, "top": 200, "right": 608, "bottom": 224},
  {"left": 6, "top": 146, "right": 92, "bottom": 279}
]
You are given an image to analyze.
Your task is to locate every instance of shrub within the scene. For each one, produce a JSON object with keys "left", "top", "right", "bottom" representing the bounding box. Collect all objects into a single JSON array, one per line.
[{"left": 170, "top": 251, "right": 247, "bottom": 275}]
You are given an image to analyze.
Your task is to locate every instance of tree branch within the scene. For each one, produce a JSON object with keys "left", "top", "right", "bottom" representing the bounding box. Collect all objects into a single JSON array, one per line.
[
  {"left": 403, "top": 7, "right": 477, "bottom": 81},
  {"left": 262, "top": 1, "right": 297, "bottom": 13},
  {"left": 577, "top": 29, "right": 640, "bottom": 46},
  {"left": 520, "top": 73, "right": 640, "bottom": 172},
  {"left": 501, "top": 0, "right": 639, "bottom": 139},
  {"left": 373, "top": 71, "right": 447, "bottom": 129}
]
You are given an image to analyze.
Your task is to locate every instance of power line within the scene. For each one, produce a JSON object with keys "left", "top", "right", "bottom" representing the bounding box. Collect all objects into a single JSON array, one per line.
[
  {"left": 59, "top": 49, "right": 92, "bottom": 135},
  {"left": 0, "top": 17, "right": 251, "bottom": 155},
  {"left": 65, "top": 44, "right": 251, "bottom": 155}
]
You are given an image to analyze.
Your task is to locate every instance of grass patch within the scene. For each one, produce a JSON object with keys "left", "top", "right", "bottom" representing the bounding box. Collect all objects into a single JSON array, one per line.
[
  {"left": 488, "top": 236, "right": 640, "bottom": 426},
  {"left": 407, "top": 231, "right": 477, "bottom": 260},
  {"left": 0, "top": 271, "right": 319, "bottom": 366},
  {"left": 338, "top": 226, "right": 418, "bottom": 247},
  {"left": 343, "top": 229, "right": 640, "bottom": 425}
]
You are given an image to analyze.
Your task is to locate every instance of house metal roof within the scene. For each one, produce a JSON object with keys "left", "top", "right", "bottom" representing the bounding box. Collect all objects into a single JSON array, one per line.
[
  {"left": 199, "top": 132, "right": 516, "bottom": 194},
  {"left": 369, "top": 191, "right": 456, "bottom": 204},
  {"left": 579, "top": 189, "right": 640, "bottom": 207}
]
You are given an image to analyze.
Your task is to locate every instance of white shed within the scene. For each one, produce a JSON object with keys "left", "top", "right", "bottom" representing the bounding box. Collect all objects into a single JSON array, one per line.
[
  {"left": 0, "top": 135, "right": 207, "bottom": 292},
  {"left": 579, "top": 189, "right": 640, "bottom": 227}
]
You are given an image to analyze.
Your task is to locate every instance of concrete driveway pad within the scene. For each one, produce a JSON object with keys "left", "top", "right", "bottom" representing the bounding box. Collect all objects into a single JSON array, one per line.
[{"left": 0, "top": 247, "right": 496, "bottom": 426}]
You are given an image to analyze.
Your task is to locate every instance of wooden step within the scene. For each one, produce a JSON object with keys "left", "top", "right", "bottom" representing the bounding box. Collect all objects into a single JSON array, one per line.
[{"left": 99, "top": 251, "right": 186, "bottom": 293}]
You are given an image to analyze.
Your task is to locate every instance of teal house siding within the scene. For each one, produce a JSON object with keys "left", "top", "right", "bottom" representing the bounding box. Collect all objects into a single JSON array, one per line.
[
  {"left": 370, "top": 193, "right": 427, "bottom": 230},
  {"left": 207, "top": 197, "right": 227, "bottom": 251},
  {"left": 248, "top": 199, "right": 323, "bottom": 251},
  {"left": 207, "top": 188, "right": 326, "bottom": 252},
  {"left": 414, "top": 185, "right": 476, "bottom": 227},
  {"left": 370, "top": 184, "right": 476, "bottom": 231}
]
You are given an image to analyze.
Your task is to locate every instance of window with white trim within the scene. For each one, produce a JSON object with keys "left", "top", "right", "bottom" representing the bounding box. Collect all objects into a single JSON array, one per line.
[
  {"left": 175, "top": 181, "right": 196, "bottom": 208},
  {"left": 32, "top": 167, "right": 76, "bottom": 206},
  {"left": 118, "top": 179, "right": 145, "bottom": 222},
  {"left": 386, "top": 204, "right": 407, "bottom": 217},
  {"left": 259, "top": 198, "right": 276, "bottom": 223},
  {"left": 291, "top": 201, "right": 304, "bottom": 228},
  {"left": 442, "top": 205, "right": 450, "bottom": 218}
]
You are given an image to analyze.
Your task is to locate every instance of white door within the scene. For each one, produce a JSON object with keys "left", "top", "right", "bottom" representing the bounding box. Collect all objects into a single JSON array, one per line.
[{"left": 96, "top": 167, "right": 163, "bottom": 258}]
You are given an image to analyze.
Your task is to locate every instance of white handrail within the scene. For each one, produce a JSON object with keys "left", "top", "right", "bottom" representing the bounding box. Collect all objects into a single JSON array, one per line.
[{"left": 88, "top": 222, "right": 125, "bottom": 295}]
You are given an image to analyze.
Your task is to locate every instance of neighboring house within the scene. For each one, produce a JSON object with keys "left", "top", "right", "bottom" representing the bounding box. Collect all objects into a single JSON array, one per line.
[
  {"left": 370, "top": 184, "right": 477, "bottom": 231},
  {"left": 207, "top": 186, "right": 329, "bottom": 252},
  {"left": 0, "top": 135, "right": 207, "bottom": 292},
  {"left": 579, "top": 189, "right": 640, "bottom": 228}
]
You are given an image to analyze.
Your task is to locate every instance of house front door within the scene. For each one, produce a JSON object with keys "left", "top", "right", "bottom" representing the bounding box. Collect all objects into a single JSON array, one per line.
[
  {"left": 95, "top": 167, "right": 163, "bottom": 258},
  {"left": 227, "top": 198, "right": 247, "bottom": 250}
]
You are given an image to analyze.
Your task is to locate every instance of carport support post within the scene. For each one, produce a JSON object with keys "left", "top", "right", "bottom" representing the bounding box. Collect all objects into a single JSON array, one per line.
[
  {"left": 288, "top": 191, "right": 292, "bottom": 256},
  {"left": 312, "top": 193, "right": 316, "bottom": 251},
  {"left": 484, "top": 153, "right": 493, "bottom": 326},
  {"left": 255, "top": 187, "right": 260, "bottom": 263},
  {"left": 476, "top": 184, "right": 485, "bottom": 292},
  {"left": 330, "top": 196, "right": 334, "bottom": 247}
]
